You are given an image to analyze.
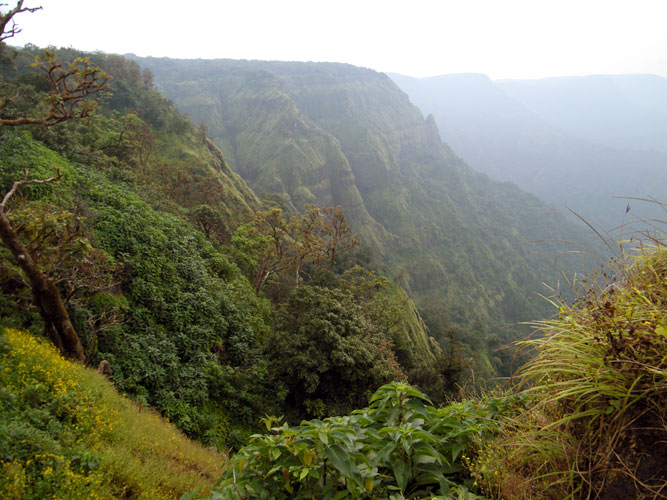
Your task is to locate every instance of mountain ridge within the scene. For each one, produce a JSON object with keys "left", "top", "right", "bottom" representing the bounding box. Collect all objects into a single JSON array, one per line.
[{"left": 132, "top": 56, "right": 600, "bottom": 375}]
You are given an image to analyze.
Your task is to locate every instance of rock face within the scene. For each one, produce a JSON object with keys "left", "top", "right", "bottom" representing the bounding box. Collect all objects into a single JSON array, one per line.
[{"left": 133, "top": 56, "right": 598, "bottom": 374}]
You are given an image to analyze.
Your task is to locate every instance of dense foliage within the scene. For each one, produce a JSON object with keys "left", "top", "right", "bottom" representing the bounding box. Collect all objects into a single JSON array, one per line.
[
  {"left": 198, "top": 382, "right": 517, "bottom": 500},
  {"left": 2, "top": 7, "right": 665, "bottom": 500},
  {"left": 0, "top": 45, "right": 458, "bottom": 452},
  {"left": 199, "top": 242, "right": 666, "bottom": 500},
  {"left": 134, "top": 56, "right": 600, "bottom": 377}
]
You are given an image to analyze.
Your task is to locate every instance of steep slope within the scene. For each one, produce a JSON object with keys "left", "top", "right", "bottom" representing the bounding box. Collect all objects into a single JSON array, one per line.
[
  {"left": 390, "top": 73, "right": 667, "bottom": 229},
  {"left": 0, "top": 327, "right": 224, "bottom": 500},
  {"left": 132, "top": 57, "right": 599, "bottom": 374},
  {"left": 2, "top": 47, "right": 445, "bottom": 433}
]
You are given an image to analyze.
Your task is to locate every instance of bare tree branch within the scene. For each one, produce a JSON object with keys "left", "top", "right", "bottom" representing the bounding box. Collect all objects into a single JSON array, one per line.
[
  {"left": 1, "top": 167, "right": 61, "bottom": 208},
  {"left": 0, "top": 1, "right": 42, "bottom": 43}
]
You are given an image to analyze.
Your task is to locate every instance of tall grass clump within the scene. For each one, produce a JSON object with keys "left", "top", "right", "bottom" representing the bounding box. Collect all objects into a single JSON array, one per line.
[{"left": 476, "top": 236, "right": 667, "bottom": 499}]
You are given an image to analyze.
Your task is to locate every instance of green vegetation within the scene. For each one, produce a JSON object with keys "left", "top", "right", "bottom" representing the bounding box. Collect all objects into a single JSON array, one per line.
[
  {"left": 474, "top": 243, "right": 667, "bottom": 499},
  {"left": 1, "top": 41, "right": 454, "bottom": 454},
  {"left": 133, "top": 56, "right": 601, "bottom": 377},
  {"left": 191, "top": 242, "right": 666, "bottom": 500},
  {"left": 0, "top": 327, "right": 224, "bottom": 500},
  {"left": 200, "top": 382, "right": 516, "bottom": 500},
  {"left": 2, "top": 6, "right": 664, "bottom": 499}
]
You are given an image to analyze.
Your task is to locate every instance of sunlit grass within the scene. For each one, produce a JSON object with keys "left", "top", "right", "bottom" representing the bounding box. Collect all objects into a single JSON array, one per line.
[{"left": 0, "top": 328, "right": 225, "bottom": 500}]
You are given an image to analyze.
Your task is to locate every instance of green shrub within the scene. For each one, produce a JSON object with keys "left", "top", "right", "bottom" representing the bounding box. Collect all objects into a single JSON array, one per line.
[{"left": 200, "top": 382, "right": 518, "bottom": 500}]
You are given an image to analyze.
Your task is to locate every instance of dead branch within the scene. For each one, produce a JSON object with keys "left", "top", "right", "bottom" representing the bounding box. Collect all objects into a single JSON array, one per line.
[
  {"left": 0, "top": 1, "right": 42, "bottom": 43},
  {"left": 1, "top": 168, "right": 61, "bottom": 208}
]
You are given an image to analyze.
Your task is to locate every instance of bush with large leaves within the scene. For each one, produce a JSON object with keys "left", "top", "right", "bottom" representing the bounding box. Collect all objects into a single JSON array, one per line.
[{"left": 195, "top": 382, "right": 515, "bottom": 500}]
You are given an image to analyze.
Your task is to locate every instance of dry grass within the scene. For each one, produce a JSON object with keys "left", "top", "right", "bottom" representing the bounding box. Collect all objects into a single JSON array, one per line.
[{"left": 476, "top": 243, "right": 667, "bottom": 499}]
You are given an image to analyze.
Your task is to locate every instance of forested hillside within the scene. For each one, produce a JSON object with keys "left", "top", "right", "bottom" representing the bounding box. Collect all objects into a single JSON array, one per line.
[
  {"left": 0, "top": 43, "right": 454, "bottom": 457},
  {"left": 390, "top": 73, "right": 667, "bottom": 229},
  {"left": 130, "top": 56, "right": 600, "bottom": 376},
  {"left": 2, "top": 3, "right": 665, "bottom": 499}
]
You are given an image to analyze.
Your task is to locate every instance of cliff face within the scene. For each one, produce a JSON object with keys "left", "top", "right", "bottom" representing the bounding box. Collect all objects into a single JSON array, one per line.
[{"left": 134, "top": 57, "right": 599, "bottom": 372}]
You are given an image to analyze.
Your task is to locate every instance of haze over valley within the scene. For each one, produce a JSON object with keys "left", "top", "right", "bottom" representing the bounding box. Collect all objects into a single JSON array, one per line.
[{"left": 1, "top": 2, "right": 666, "bottom": 499}]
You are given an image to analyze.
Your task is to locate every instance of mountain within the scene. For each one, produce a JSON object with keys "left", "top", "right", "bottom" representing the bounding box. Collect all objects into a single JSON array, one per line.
[
  {"left": 390, "top": 73, "right": 667, "bottom": 230},
  {"left": 131, "top": 57, "right": 599, "bottom": 375},
  {"left": 1, "top": 47, "right": 447, "bottom": 441}
]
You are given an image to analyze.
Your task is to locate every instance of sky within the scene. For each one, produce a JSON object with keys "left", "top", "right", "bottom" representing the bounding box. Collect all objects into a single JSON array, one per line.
[{"left": 7, "top": 0, "right": 667, "bottom": 80}]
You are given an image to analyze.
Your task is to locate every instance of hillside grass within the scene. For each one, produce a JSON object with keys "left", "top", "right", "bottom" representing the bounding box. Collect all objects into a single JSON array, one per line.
[
  {"left": 0, "top": 327, "right": 225, "bottom": 500},
  {"left": 475, "top": 243, "right": 667, "bottom": 499}
]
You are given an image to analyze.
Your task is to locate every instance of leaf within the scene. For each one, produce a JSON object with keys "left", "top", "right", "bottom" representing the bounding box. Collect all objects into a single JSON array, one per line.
[
  {"left": 391, "top": 459, "right": 410, "bottom": 492},
  {"left": 406, "top": 398, "right": 430, "bottom": 418},
  {"left": 324, "top": 443, "right": 357, "bottom": 478},
  {"left": 373, "top": 441, "right": 398, "bottom": 465},
  {"left": 302, "top": 449, "right": 313, "bottom": 466},
  {"left": 451, "top": 443, "right": 464, "bottom": 463},
  {"left": 365, "top": 477, "right": 374, "bottom": 492}
]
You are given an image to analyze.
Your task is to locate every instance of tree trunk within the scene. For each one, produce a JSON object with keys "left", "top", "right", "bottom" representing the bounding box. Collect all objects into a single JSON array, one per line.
[{"left": 0, "top": 209, "right": 85, "bottom": 362}]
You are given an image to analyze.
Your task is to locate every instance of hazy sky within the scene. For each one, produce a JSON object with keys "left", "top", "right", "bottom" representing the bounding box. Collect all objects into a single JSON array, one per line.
[{"left": 7, "top": 0, "right": 667, "bottom": 79}]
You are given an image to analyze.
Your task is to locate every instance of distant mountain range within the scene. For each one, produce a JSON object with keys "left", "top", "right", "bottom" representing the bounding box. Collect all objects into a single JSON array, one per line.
[
  {"left": 131, "top": 56, "right": 599, "bottom": 375},
  {"left": 390, "top": 73, "right": 667, "bottom": 230}
]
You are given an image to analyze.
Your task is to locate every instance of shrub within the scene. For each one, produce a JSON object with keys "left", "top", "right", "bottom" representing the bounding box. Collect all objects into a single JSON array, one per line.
[{"left": 198, "top": 382, "right": 519, "bottom": 500}]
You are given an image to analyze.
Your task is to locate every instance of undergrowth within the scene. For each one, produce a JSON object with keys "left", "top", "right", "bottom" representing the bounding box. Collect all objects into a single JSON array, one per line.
[
  {"left": 195, "top": 382, "right": 523, "bottom": 500},
  {"left": 476, "top": 240, "right": 667, "bottom": 499},
  {"left": 0, "top": 328, "right": 224, "bottom": 500}
]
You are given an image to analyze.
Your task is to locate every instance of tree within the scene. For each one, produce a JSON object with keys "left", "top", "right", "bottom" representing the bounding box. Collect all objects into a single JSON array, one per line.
[
  {"left": 233, "top": 207, "right": 292, "bottom": 294},
  {"left": 0, "top": 3, "right": 109, "bottom": 360},
  {"left": 290, "top": 204, "right": 324, "bottom": 286},
  {"left": 233, "top": 205, "right": 361, "bottom": 294},
  {"left": 102, "top": 113, "right": 154, "bottom": 167},
  {"left": 0, "top": 170, "right": 85, "bottom": 360},
  {"left": 267, "top": 285, "right": 404, "bottom": 418},
  {"left": 0, "top": 1, "right": 40, "bottom": 47},
  {"left": 196, "top": 122, "right": 208, "bottom": 145},
  {"left": 141, "top": 67, "right": 154, "bottom": 89},
  {"left": 0, "top": 50, "right": 110, "bottom": 127},
  {"left": 191, "top": 204, "right": 227, "bottom": 242},
  {"left": 320, "top": 206, "right": 359, "bottom": 270}
]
